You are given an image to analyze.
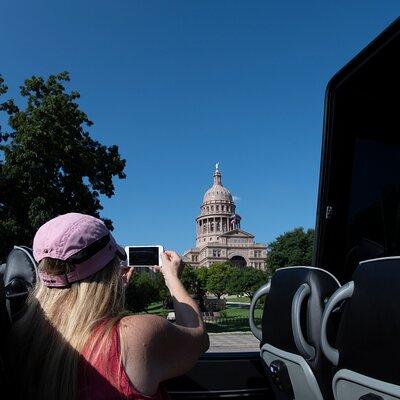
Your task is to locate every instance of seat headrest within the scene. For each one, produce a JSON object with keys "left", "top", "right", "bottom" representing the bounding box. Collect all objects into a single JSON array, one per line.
[
  {"left": 0, "top": 264, "right": 5, "bottom": 282},
  {"left": 3, "top": 246, "right": 37, "bottom": 320},
  {"left": 336, "top": 257, "right": 400, "bottom": 385},
  {"left": 0, "top": 278, "right": 11, "bottom": 350},
  {"left": 262, "top": 266, "right": 340, "bottom": 351}
]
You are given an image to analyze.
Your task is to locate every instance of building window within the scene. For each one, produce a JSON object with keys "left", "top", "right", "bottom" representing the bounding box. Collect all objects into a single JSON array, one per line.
[
  {"left": 216, "top": 205, "right": 219, "bottom": 211},
  {"left": 254, "top": 250, "right": 261, "bottom": 257},
  {"left": 211, "top": 206, "right": 214, "bottom": 211},
  {"left": 213, "top": 249, "right": 221, "bottom": 257}
]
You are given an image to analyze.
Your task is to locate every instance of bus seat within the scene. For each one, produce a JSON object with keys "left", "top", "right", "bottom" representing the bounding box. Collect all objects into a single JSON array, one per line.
[
  {"left": 0, "top": 277, "right": 11, "bottom": 393},
  {"left": 3, "top": 246, "right": 37, "bottom": 321},
  {"left": 0, "top": 264, "right": 5, "bottom": 282},
  {"left": 250, "top": 266, "right": 340, "bottom": 400},
  {"left": 321, "top": 257, "right": 400, "bottom": 400}
]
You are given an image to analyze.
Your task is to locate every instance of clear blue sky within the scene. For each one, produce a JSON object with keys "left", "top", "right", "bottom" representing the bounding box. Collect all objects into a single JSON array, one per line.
[{"left": 1, "top": 1, "right": 399, "bottom": 253}]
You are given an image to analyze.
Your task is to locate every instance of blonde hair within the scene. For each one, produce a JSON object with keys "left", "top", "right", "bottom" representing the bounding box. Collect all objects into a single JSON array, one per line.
[{"left": 9, "top": 256, "right": 126, "bottom": 400}]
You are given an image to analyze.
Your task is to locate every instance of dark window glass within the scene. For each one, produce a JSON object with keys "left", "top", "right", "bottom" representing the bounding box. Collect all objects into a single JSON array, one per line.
[{"left": 343, "top": 139, "right": 400, "bottom": 276}]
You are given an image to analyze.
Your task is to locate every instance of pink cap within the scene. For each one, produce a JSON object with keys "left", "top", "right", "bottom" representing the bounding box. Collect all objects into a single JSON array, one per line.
[{"left": 33, "top": 213, "right": 126, "bottom": 288}]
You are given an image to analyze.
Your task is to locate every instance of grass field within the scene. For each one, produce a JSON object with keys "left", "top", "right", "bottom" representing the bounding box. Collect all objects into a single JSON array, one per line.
[
  {"left": 225, "top": 295, "right": 251, "bottom": 303},
  {"left": 147, "top": 302, "right": 170, "bottom": 318},
  {"left": 146, "top": 301, "right": 263, "bottom": 333}
]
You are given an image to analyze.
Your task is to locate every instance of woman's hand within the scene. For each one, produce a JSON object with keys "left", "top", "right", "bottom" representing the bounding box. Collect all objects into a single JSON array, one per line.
[
  {"left": 152, "top": 250, "right": 184, "bottom": 285},
  {"left": 121, "top": 266, "right": 135, "bottom": 287}
]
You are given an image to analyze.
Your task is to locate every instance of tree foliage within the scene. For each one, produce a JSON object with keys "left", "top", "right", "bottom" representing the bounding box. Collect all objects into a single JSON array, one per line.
[
  {"left": 267, "top": 227, "right": 314, "bottom": 274},
  {"left": 0, "top": 72, "right": 126, "bottom": 260},
  {"left": 181, "top": 264, "right": 208, "bottom": 296},
  {"left": 153, "top": 270, "right": 169, "bottom": 303},
  {"left": 227, "top": 266, "right": 268, "bottom": 299},
  {"left": 180, "top": 264, "right": 208, "bottom": 310},
  {"left": 205, "top": 261, "right": 235, "bottom": 299},
  {"left": 125, "top": 271, "right": 160, "bottom": 313},
  {"left": 181, "top": 264, "right": 199, "bottom": 294}
]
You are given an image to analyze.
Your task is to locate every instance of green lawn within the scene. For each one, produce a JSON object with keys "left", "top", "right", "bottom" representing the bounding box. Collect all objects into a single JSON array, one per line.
[
  {"left": 225, "top": 295, "right": 251, "bottom": 303},
  {"left": 146, "top": 301, "right": 263, "bottom": 332},
  {"left": 220, "top": 307, "right": 262, "bottom": 319},
  {"left": 147, "top": 301, "right": 171, "bottom": 318},
  {"left": 204, "top": 306, "right": 262, "bottom": 333}
]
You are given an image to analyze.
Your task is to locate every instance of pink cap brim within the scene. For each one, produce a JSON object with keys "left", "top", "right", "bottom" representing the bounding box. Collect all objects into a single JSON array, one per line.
[{"left": 39, "top": 237, "right": 126, "bottom": 287}]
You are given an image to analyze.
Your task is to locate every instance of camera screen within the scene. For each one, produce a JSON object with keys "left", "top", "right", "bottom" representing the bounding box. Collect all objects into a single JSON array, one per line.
[{"left": 128, "top": 247, "right": 159, "bottom": 266}]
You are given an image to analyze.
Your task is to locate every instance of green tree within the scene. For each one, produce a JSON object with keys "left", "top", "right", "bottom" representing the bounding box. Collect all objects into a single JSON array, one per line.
[
  {"left": 0, "top": 72, "right": 126, "bottom": 260},
  {"left": 153, "top": 271, "right": 169, "bottom": 303},
  {"left": 206, "top": 261, "right": 235, "bottom": 299},
  {"left": 181, "top": 265, "right": 208, "bottom": 296},
  {"left": 125, "top": 271, "right": 160, "bottom": 313},
  {"left": 196, "top": 266, "right": 209, "bottom": 291},
  {"left": 228, "top": 266, "right": 268, "bottom": 299},
  {"left": 267, "top": 227, "right": 314, "bottom": 274},
  {"left": 181, "top": 264, "right": 199, "bottom": 294},
  {"left": 181, "top": 265, "right": 208, "bottom": 311}
]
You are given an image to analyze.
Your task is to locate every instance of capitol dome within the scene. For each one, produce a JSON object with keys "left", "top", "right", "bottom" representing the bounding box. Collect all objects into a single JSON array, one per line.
[
  {"left": 183, "top": 164, "right": 267, "bottom": 270},
  {"left": 203, "top": 172, "right": 233, "bottom": 203},
  {"left": 195, "top": 164, "right": 241, "bottom": 246}
]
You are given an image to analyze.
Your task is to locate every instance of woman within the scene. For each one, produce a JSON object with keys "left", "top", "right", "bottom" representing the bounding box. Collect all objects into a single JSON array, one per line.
[{"left": 9, "top": 212, "right": 209, "bottom": 400}]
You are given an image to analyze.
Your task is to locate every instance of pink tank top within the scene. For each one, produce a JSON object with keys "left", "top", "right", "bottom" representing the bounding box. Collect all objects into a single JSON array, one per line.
[{"left": 77, "top": 321, "right": 169, "bottom": 400}]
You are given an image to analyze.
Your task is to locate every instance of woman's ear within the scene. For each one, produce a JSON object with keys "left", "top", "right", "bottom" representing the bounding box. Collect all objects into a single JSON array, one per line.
[{"left": 121, "top": 267, "right": 134, "bottom": 285}]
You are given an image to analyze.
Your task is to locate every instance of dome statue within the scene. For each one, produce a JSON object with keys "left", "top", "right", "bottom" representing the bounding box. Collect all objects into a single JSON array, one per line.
[{"left": 202, "top": 165, "right": 233, "bottom": 203}]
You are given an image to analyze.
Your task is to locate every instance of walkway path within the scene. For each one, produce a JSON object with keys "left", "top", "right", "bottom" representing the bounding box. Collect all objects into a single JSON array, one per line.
[
  {"left": 208, "top": 331, "right": 260, "bottom": 353},
  {"left": 226, "top": 301, "right": 250, "bottom": 307}
]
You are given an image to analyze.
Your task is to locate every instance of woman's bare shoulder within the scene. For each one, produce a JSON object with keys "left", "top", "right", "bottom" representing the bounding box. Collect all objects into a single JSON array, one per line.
[{"left": 120, "top": 314, "right": 169, "bottom": 339}]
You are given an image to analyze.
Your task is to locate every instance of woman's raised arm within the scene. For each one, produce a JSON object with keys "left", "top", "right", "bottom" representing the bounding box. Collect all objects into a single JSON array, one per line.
[{"left": 120, "top": 251, "right": 209, "bottom": 396}]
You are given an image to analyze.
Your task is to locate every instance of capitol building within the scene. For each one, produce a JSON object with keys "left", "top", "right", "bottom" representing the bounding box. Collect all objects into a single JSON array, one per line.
[{"left": 183, "top": 165, "right": 267, "bottom": 269}]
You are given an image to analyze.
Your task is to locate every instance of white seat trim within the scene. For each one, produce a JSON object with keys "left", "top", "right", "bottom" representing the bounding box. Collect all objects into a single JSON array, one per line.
[
  {"left": 359, "top": 255, "right": 400, "bottom": 265},
  {"left": 333, "top": 369, "right": 400, "bottom": 399},
  {"left": 276, "top": 265, "right": 341, "bottom": 286},
  {"left": 261, "top": 342, "right": 324, "bottom": 400}
]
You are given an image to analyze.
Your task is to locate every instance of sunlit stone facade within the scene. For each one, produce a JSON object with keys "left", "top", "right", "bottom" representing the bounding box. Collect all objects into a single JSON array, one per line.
[{"left": 183, "top": 166, "right": 267, "bottom": 269}]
